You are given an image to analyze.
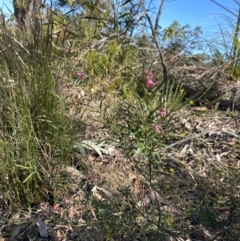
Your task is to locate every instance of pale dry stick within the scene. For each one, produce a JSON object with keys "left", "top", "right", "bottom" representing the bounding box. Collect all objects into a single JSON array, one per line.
[
  {"left": 0, "top": 34, "right": 30, "bottom": 69},
  {"left": 222, "top": 128, "right": 240, "bottom": 139},
  {"left": 37, "top": 161, "right": 51, "bottom": 178},
  {"left": 91, "top": 36, "right": 108, "bottom": 50},
  {"left": 9, "top": 35, "right": 30, "bottom": 55},
  {"left": 159, "top": 128, "right": 227, "bottom": 152},
  {"left": 196, "top": 65, "right": 227, "bottom": 81},
  {"left": 6, "top": 35, "right": 30, "bottom": 70},
  {"left": 209, "top": 229, "right": 228, "bottom": 241},
  {"left": 160, "top": 133, "right": 202, "bottom": 151},
  {"left": 14, "top": 49, "right": 29, "bottom": 70}
]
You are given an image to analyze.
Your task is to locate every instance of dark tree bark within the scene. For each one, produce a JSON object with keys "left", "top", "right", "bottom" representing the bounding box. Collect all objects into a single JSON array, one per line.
[
  {"left": 13, "top": 0, "right": 31, "bottom": 30},
  {"left": 154, "top": 0, "right": 165, "bottom": 34},
  {"left": 32, "top": 0, "right": 42, "bottom": 43},
  {"left": 13, "top": 0, "right": 42, "bottom": 32}
]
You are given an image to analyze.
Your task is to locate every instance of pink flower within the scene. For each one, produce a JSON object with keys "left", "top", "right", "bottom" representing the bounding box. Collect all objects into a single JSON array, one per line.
[
  {"left": 77, "top": 71, "right": 87, "bottom": 80},
  {"left": 156, "top": 108, "right": 169, "bottom": 117},
  {"left": 145, "top": 78, "right": 155, "bottom": 88},
  {"left": 142, "top": 70, "right": 155, "bottom": 88},
  {"left": 160, "top": 108, "right": 168, "bottom": 117}
]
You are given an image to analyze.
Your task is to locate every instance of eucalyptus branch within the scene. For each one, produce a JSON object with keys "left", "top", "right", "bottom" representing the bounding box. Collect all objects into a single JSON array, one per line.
[
  {"left": 154, "top": 0, "right": 165, "bottom": 33},
  {"left": 145, "top": 12, "right": 168, "bottom": 81}
]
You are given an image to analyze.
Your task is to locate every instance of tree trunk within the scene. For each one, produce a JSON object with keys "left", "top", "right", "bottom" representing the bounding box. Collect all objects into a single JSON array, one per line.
[
  {"left": 13, "top": 0, "right": 31, "bottom": 31},
  {"left": 13, "top": 0, "right": 42, "bottom": 34}
]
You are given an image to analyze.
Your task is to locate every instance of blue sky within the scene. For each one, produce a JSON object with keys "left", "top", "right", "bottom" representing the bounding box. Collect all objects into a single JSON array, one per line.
[
  {"left": 1, "top": 0, "right": 239, "bottom": 32},
  {"left": 157, "top": 0, "right": 239, "bottom": 31}
]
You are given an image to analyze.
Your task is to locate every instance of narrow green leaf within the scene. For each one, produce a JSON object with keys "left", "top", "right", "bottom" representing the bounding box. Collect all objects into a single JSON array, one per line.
[
  {"left": 234, "top": 37, "right": 239, "bottom": 50},
  {"left": 23, "top": 171, "right": 37, "bottom": 183},
  {"left": 15, "top": 164, "right": 32, "bottom": 170}
]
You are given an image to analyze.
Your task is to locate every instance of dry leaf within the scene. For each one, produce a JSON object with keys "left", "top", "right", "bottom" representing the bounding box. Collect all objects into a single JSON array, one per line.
[{"left": 92, "top": 186, "right": 104, "bottom": 200}]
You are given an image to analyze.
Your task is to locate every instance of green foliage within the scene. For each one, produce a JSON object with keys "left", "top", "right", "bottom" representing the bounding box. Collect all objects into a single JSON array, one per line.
[
  {"left": 228, "top": 35, "right": 240, "bottom": 79},
  {"left": 85, "top": 50, "right": 111, "bottom": 77},
  {"left": 107, "top": 74, "right": 186, "bottom": 238},
  {"left": 84, "top": 39, "right": 138, "bottom": 90},
  {"left": 162, "top": 21, "right": 202, "bottom": 53},
  {"left": 91, "top": 197, "right": 126, "bottom": 241},
  {"left": 110, "top": 75, "right": 185, "bottom": 157},
  {"left": 13, "top": 0, "right": 30, "bottom": 9},
  {"left": 207, "top": 14, "right": 240, "bottom": 80}
]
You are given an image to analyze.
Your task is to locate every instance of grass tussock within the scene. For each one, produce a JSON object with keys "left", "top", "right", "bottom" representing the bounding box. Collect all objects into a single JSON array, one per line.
[{"left": 0, "top": 26, "right": 75, "bottom": 208}]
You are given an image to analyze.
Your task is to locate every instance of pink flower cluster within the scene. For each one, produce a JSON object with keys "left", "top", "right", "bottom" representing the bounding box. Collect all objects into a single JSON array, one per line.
[
  {"left": 143, "top": 70, "right": 155, "bottom": 88},
  {"left": 77, "top": 71, "right": 87, "bottom": 80},
  {"left": 156, "top": 108, "right": 169, "bottom": 117}
]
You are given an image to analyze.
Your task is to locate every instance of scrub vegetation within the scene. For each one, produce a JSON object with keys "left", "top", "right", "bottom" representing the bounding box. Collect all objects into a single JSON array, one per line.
[{"left": 1, "top": 0, "right": 240, "bottom": 240}]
